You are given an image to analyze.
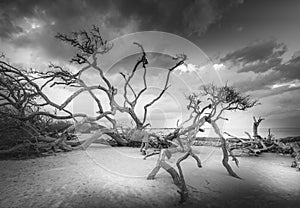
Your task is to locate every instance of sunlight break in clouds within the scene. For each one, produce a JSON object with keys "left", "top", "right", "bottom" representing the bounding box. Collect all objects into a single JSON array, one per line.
[
  {"left": 175, "top": 63, "right": 199, "bottom": 73},
  {"left": 271, "top": 80, "right": 300, "bottom": 89},
  {"left": 213, "top": 63, "right": 225, "bottom": 71}
]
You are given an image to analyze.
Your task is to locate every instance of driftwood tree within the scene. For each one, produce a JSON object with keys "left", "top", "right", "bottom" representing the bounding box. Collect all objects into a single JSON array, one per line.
[
  {"left": 201, "top": 84, "right": 259, "bottom": 178},
  {"left": 147, "top": 93, "right": 212, "bottom": 202},
  {"left": 0, "top": 26, "right": 186, "bottom": 154},
  {"left": 224, "top": 131, "right": 265, "bottom": 156},
  {"left": 252, "top": 116, "right": 264, "bottom": 139},
  {"left": 52, "top": 26, "right": 186, "bottom": 147},
  {"left": 225, "top": 118, "right": 300, "bottom": 172},
  {"left": 147, "top": 84, "right": 258, "bottom": 202},
  {"left": 243, "top": 116, "right": 271, "bottom": 153},
  {"left": 0, "top": 56, "right": 80, "bottom": 154},
  {"left": 280, "top": 137, "right": 300, "bottom": 171}
]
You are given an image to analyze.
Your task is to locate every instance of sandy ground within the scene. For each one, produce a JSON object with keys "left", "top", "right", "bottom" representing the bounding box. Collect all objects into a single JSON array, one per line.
[{"left": 0, "top": 143, "right": 300, "bottom": 208}]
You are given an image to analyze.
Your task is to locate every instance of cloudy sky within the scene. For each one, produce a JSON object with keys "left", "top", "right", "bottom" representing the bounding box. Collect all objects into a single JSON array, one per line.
[{"left": 1, "top": 0, "right": 300, "bottom": 136}]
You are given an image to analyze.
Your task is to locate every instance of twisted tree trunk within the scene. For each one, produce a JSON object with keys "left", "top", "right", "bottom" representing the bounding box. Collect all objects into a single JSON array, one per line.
[
  {"left": 211, "top": 121, "right": 241, "bottom": 179},
  {"left": 147, "top": 148, "right": 188, "bottom": 203},
  {"left": 253, "top": 116, "right": 264, "bottom": 139},
  {"left": 71, "top": 128, "right": 114, "bottom": 150}
]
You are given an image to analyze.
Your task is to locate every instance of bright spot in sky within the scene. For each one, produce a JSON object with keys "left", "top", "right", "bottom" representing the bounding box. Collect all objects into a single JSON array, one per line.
[
  {"left": 31, "top": 23, "right": 40, "bottom": 29},
  {"left": 175, "top": 63, "right": 199, "bottom": 73},
  {"left": 213, "top": 63, "right": 225, "bottom": 71},
  {"left": 21, "top": 17, "right": 43, "bottom": 33},
  {"left": 271, "top": 80, "right": 300, "bottom": 89}
]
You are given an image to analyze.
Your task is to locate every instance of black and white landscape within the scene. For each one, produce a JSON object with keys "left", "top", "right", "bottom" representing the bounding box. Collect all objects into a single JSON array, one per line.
[{"left": 0, "top": 1, "right": 300, "bottom": 207}]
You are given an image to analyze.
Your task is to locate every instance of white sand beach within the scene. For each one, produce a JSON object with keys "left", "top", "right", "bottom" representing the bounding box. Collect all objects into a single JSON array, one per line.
[{"left": 0, "top": 142, "right": 299, "bottom": 208}]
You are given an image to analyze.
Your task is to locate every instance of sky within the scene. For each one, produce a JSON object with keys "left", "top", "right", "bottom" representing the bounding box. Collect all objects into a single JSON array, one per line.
[{"left": 1, "top": 0, "right": 300, "bottom": 137}]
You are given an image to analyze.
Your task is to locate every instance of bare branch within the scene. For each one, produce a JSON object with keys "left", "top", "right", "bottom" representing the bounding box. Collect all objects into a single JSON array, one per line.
[
  {"left": 142, "top": 55, "right": 186, "bottom": 125},
  {"left": 55, "top": 26, "right": 112, "bottom": 64}
]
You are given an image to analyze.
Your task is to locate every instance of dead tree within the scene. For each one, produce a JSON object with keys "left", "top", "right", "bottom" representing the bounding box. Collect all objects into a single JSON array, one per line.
[
  {"left": 0, "top": 55, "right": 95, "bottom": 154},
  {"left": 147, "top": 92, "right": 212, "bottom": 203},
  {"left": 243, "top": 116, "right": 274, "bottom": 153},
  {"left": 290, "top": 142, "right": 300, "bottom": 171},
  {"left": 119, "top": 43, "right": 186, "bottom": 130},
  {"left": 0, "top": 26, "right": 186, "bottom": 154},
  {"left": 279, "top": 137, "right": 300, "bottom": 171},
  {"left": 253, "top": 116, "right": 264, "bottom": 139},
  {"left": 199, "top": 84, "right": 259, "bottom": 178},
  {"left": 147, "top": 85, "right": 258, "bottom": 202},
  {"left": 54, "top": 27, "right": 186, "bottom": 140},
  {"left": 224, "top": 132, "right": 263, "bottom": 156}
]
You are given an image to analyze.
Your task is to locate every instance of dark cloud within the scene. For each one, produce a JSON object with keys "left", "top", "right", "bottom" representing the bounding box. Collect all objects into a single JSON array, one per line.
[
  {"left": 220, "top": 40, "right": 300, "bottom": 97},
  {"left": 0, "top": 0, "right": 244, "bottom": 39},
  {"left": 231, "top": 71, "right": 280, "bottom": 93},
  {"left": 107, "top": 0, "right": 243, "bottom": 36},
  {"left": 0, "top": 0, "right": 108, "bottom": 61},
  {"left": 0, "top": 13, "right": 23, "bottom": 38},
  {"left": 273, "top": 52, "right": 300, "bottom": 81},
  {"left": 229, "top": 70, "right": 300, "bottom": 100},
  {"left": 257, "top": 86, "right": 300, "bottom": 99},
  {"left": 220, "top": 39, "right": 300, "bottom": 80},
  {"left": 238, "top": 57, "right": 282, "bottom": 73},
  {"left": 220, "top": 39, "right": 287, "bottom": 65},
  {"left": 0, "top": 0, "right": 243, "bottom": 63}
]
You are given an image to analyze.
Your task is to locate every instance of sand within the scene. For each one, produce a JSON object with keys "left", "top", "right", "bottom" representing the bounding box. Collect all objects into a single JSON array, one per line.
[{"left": 0, "top": 143, "right": 299, "bottom": 208}]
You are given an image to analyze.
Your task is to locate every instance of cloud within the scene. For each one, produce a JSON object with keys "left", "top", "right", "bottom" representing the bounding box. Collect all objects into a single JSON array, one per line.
[
  {"left": 0, "top": 0, "right": 244, "bottom": 42},
  {"left": 221, "top": 39, "right": 287, "bottom": 66},
  {"left": 237, "top": 57, "right": 282, "bottom": 73},
  {"left": 254, "top": 88, "right": 300, "bottom": 118},
  {"left": 0, "top": 0, "right": 245, "bottom": 69},
  {"left": 0, "top": 0, "right": 126, "bottom": 63},
  {"left": 101, "top": 0, "right": 244, "bottom": 37},
  {"left": 271, "top": 79, "right": 300, "bottom": 89},
  {"left": 175, "top": 63, "right": 199, "bottom": 73},
  {"left": 229, "top": 71, "right": 280, "bottom": 93},
  {"left": 218, "top": 40, "right": 300, "bottom": 97},
  {"left": 213, "top": 63, "right": 225, "bottom": 70},
  {"left": 0, "top": 13, "right": 23, "bottom": 38},
  {"left": 273, "top": 51, "right": 300, "bottom": 81},
  {"left": 208, "top": 40, "right": 300, "bottom": 130}
]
